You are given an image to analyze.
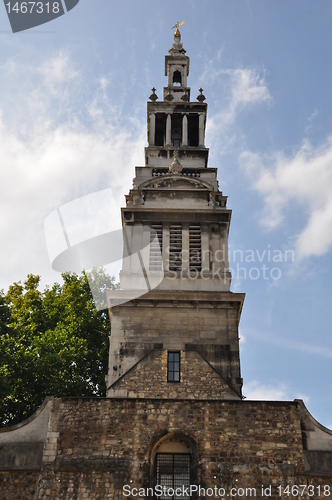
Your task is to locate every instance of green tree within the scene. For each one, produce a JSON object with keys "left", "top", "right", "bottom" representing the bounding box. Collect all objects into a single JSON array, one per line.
[{"left": 0, "top": 268, "right": 115, "bottom": 427}]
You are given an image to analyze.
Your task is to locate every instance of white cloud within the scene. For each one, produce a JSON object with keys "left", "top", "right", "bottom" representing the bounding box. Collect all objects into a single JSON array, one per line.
[
  {"left": 38, "top": 51, "right": 79, "bottom": 94},
  {"left": 240, "top": 137, "right": 332, "bottom": 258},
  {"left": 244, "top": 380, "right": 289, "bottom": 400},
  {"left": 225, "top": 68, "right": 271, "bottom": 122},
  {"left": 0, "top": 51, "right": 145, "bottom": 291},
  {"left": 206, "top": 67, "right": 271, "bottom": 152},
  {"left": 296, "top": 394, "right": 310, "bottom": 404},
  {"left": 305, "top": 109, "right": 319, "bottom": 135},
  {"left": 244, "top": 380, "right": 310, "bottom": 403},
  {"left": 247, "top": 328, "right": 332, "bottom": 359}
]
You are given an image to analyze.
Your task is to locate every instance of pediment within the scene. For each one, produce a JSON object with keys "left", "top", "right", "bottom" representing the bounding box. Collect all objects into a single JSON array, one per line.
[{"left": 139, "top": 175, "right": 212, "bottom": 191}]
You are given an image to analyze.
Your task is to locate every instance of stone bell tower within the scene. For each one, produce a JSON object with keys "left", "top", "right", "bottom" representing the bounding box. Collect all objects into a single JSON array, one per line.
[
  {"left": 3, "top": 27, "right": 332, "bottom": 500},
  {"left": 106, "top": 27, "right": 245, "bottom": 400}
]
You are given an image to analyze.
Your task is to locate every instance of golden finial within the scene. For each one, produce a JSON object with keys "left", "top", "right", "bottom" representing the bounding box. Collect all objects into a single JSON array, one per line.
[{"left": 171, "top": 20, "right": 185, "bottom": 36}]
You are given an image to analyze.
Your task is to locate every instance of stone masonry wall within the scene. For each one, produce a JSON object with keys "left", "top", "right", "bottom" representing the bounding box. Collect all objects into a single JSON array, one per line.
[
  {"left": 32, "top": 398, "right": 332, "bottom": 500},
  {"left": 107, "top": 294, "right": 243, "bottom": 395},
  {"left": 110, "top": 300, "right": 240, "bottom": 349},
  {"left": 108, "top": 350, "right": 240, "bottom": 399},
  {"left": 0, "top": 471, "right": 39, "bottom": 500},
  {"left": 2, "top": 398, "right": 332, "bottom": 499}
]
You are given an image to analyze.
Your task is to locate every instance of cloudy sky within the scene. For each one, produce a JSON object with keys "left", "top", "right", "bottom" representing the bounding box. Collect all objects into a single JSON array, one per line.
[{"left": 1, "top": 1, "right": 332, "bottom": 427}]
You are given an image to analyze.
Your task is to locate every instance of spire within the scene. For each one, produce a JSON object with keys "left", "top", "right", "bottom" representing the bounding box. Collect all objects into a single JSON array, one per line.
[
  {"left": 164, "top": 24, "right": 190, "bottom": 101},
  {"left": 145, "top": 28, "right": 208, "bottom": 168},
  {"left": 169, "top": 21, "right": 186, "bottom": 55}
]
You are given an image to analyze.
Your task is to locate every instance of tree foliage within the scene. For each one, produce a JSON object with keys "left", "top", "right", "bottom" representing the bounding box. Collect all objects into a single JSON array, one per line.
[{"left": 0, "top": 268, "right": 115, "bottom": 427}]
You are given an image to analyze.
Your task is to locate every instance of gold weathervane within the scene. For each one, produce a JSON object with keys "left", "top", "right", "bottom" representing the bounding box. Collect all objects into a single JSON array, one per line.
[{"left": 171, "top": 20, "right": 185, "bottom": 35}]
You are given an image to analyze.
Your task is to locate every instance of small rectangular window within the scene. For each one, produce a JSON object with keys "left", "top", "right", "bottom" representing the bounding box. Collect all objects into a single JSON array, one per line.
[{"left": 168, "top": 352, "right": 180, "bottom": 383}]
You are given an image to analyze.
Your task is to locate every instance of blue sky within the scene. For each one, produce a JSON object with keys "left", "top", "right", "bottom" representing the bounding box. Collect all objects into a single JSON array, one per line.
[{"left": 1, "top": 1, "right": 332, "bottom": 428}]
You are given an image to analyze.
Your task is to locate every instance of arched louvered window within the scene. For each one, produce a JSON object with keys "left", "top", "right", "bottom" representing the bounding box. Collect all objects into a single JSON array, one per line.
[
  {"left": 149, "top": 225, "right": 163, "bottom": 271},
  {"left": 189, "top": 226, "right": 201, "bottom": 272},
  {"left": 169, "top": 225, "right": 182, "bottom": 271}
]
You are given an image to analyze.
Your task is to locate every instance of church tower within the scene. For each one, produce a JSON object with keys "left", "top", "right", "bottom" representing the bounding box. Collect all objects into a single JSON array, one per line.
[
  {"left": 3, "top": 27, "right": 332, "bottom": 500},
  {"left": 105, "top": 27, "right": 245, "bottom": 400}
]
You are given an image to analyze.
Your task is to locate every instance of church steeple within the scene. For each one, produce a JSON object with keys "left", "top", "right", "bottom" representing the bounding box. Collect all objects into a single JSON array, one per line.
[
  {"left": 106, "top": 30, "right": 244, "bottom": 401},
  {"left": 146, "top": 26, "right": 208, "bottom": 168},
  {"left": 164, "top": 28, "right": 190, "bottom": 102}
]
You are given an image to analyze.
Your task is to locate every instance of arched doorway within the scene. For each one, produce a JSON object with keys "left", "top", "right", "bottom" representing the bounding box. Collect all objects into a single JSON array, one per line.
[{"left": 150, "top": 432, "right": 197, "bottom": 498}]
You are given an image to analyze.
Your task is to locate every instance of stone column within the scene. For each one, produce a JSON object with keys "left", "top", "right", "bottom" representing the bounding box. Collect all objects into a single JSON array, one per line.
[
  {"left": 210, "top": 225, "right": 220, "bottom": 277},
  {"left": 166, "top": 114, "right": 171, "bottom": 146},
  {"left": 130, "top": 223, "right": 144, "bottom": 273},
  {"left": 167, "top": 64, "right": 171, "bottom": 87},
  {"left": 182, "top": 114, "right": 188, "bottom": 146},
  {"left": 149, "top": 113, "right": 155, "bottom": 146},
  {"left": 199, "top": 113, "right": 205, "bottom": 146},
  {"left": 122, "top": 224, "right": 132, "bottom": 271},
  {"left": 141, "top": 224, "right": 151, "bottom": 272},
  {"left": 219, "top": 225, "right": 229, "bottom": 271},
  {"left": 182, "top": 224, "right": 190, "bottom": 272},
  {"left": 163, "top": 224, "right": 170, "bottom": 272},
  {"left": 201, "top": 224, "right": 210, "bottom": 273}
]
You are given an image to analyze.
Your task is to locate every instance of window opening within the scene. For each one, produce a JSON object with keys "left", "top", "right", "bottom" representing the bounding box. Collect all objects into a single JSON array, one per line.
[
  {"left": 188, "top": 114, "right": 199, "bottom": 147},
  {"left": 172, "top": 70, "right": 182, "bottom": 86},
  {"left": 168, "top": 352, "right": 180, "bottom": 383},
  {"left": 156, "top": 453, "right": 190, "bottom": 499},
  {"left": 155, "top": 114, "right": 166, "bottom": 147},
  {"left": 169, "top": 225, "right": 182, "bottom": 271},
  {"left": 171, "top": 115, "right": 182, "bottom": 148},
  {"left": 189, "top": 225, "right": 201, "bottom": 272},
  {"left": 149, "top": 225, "right": 163, "bottom": 271}
]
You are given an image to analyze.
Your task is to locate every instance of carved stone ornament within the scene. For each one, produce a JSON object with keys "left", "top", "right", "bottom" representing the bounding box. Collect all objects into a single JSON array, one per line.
[
  {"left": 132, "top": 191, "right": 145, "bottom": 206},
  {"left": 149, "top": 87, "right": 158, "bottom": 102},
  {"left": 124, "top": 211, "right": 134, "bottom": 222},
  {"left": 169, "top": 150, "right": 183, "bottom": 174},
  {"left": 208, "top": 192, "right": 220, "bottom": 207},
  {"left": 152, "top": 177, "right": 206, "bottom": 190},
  {"left": 165, "top": 92, "right": 174, "bottom": 102},
  {"left": 181, "top": 90, "right": 190, "bottom": 102},
  {"left": 197, "top": 87, "right": 206, "bottom": 102}
]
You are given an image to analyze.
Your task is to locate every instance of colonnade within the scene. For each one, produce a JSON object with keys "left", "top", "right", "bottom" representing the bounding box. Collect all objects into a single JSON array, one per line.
[{"left": 149, "top": 112, "right": 205, "bottom": 147}]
